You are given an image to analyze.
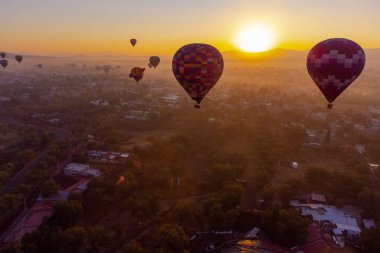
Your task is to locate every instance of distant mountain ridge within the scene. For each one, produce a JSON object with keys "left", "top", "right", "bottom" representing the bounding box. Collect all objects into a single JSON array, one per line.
[{"left": 2, "top": 48, "right": 380, "bottom": 60}]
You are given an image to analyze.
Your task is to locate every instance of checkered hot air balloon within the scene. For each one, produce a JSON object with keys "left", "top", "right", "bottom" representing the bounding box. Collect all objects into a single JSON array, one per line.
[
  {"left": 307, "top": 38, "right": 365, "bottom": 109},
  {"left": 0, "top": 59, "right": 8, "bottom": 69},
  {"left": 172, "top": 43, "right": 224, "bottom": 109}
]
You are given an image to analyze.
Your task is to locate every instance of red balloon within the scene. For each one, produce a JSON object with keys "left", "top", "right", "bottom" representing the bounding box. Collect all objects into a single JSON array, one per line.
[
  {"left": 307, "top": 38, "right": 365, "bottom": 108},
  {"left": 172, "top": 43, "right": 224, "bottom": 108},
  {"left": 129, "top": 67, "right": 145, "bottom": 82}
]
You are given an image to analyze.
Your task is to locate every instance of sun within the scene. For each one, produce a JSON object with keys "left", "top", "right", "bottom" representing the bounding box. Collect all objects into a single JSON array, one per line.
[{"left": 235, "top": 24, "right": 276, "bottom": 53}]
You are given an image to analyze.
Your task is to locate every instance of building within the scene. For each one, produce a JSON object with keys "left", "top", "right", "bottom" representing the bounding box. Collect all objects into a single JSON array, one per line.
[
  {"left": 310, "top": 193, "right": 327, "bottom": 204},
  {"left": 63, "top": 163, "right": 90, "bottom": 176},
  {"left": 363, "top": 219, "right": 375, "bottom": 230},
  {"left": 63, "top": 163, "right": 101, "bottom": 177},
  {"left": 87, "top": 150, "right": 129, "bottom": 164},
  {"left": 290, "top": 201, "right": 361, "bottom": 238}
]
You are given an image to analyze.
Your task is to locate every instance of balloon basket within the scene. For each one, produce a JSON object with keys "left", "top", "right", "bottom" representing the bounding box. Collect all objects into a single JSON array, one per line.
[
  {"left": 194, "top": 104, "right": 201, "bottom": 109},
  {"left": 327, "top": 103, "right": 333, "bottom": 109}
]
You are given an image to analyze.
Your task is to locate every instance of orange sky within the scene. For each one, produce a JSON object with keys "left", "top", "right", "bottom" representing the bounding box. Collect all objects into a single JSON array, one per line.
[{"left": 1, "top": 0, "right": 380, "bottom": 56}]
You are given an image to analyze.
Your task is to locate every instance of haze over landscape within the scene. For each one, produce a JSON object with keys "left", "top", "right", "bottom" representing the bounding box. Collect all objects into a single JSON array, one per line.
[{"left": 1, "top": 1, "right": 380, "bottom": 253}]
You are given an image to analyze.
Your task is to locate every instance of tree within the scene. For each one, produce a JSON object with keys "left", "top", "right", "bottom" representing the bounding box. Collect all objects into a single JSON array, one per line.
[
  {"left": 203, "top": 197, "right": 239, "bottom": 230},
  {"left": 118, "top": 240, "right": 147, "bottom": 253},
  {"left": 40, "top": 179, "right": 59, "bottom": 198},
  {"left": 362, "top": 226, "right": 380, "bottom": 253},
  {"left": 173, "top": 199, "right": 198, "bottom": 222},
  {"left": 151, "top": 224, "right": 189, "bottom": 253},
  {"left": 358, "top": 187, "right": 380, "bottom": 219},
  {"left": 220, "top": 182, "right": 243, "bottom": 209},
  {"left": 261, "top": 208, "right": 309, "bottom": 246},
  {"left": 62, "top": 226, "right": 87, "bottom": 253},
  {"left": 49, "top": 200, "right": 83, "bottom": 228}
]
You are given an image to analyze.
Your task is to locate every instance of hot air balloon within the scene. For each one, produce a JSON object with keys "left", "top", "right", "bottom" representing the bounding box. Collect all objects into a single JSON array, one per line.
[
  {"left": 0, "top": 60, "right": 8, "bottom": 69},
  {"left": 0, "top": 53, "right": 5, "bottom": 59},
  {"left": 129, "top": 67, "right": 145, "bottom": 82},
  {"left": 307, "top": 38, "right": 365, "bottom": 109},
  {"left": 15, "top": 55, "right": 23, "bottom": 63},
  {"left": 172, "top": 43, "right": 224, "bottom": 108},
  {"left": 148, "top": 63, "right": 152, "bottom": 69},
  {"left": 149, "top": 56, "right": 160, "bottom": 69},
  {"left": 130, "top": 39, "right": 137, "bottom": 47},
  {"left": 103, "top": 65, "right": 111, "bottom": 74},
  {"left": 38, "top": 64, "right": 42, "bottom": 69}
]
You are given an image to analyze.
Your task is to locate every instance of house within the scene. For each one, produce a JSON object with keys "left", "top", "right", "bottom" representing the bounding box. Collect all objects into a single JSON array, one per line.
[
  {"left": 290, "top": 201, "right": 361, "bottom": 238},
  {"left": 310, "top": 193, "right": 327, "bottom": 204},
  {"left": 363, "top": 219, "right": 375, "bottom": 230},
  {"left": 91, "top": 100, "right": 109, "bottom": 106},
  {"left": 63, "top": 163, "right": 90, "bottom": 176},
  {"left": 125, "top": 110, "right": 148, "bottom": 120},
  {"left": 245, "top": 227, "right": 260, "bottom": 239},
  {"left": 63, "top": 163, "right": 101, "bottom": 177}
]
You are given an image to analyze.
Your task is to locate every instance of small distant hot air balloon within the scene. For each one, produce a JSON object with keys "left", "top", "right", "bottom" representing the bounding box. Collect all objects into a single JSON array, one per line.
[
  {"left": 37, "top": 64, "right": 42, "bottom": 69},
  {"left": 307, "top": 38, "right": 365, "bottom": 109},
  {"left": 129, "top": 67, "right": 145, "bottom": 82},
  {"left": 15, "top": 55, "right": 23, "bottom": 63},
  {"left": 172, "top": 43, "right": 224, "bottom": 108},
  {"left": 130, "top": 39, "right": 137, "bottom": 47},
  {"left": 148, "top": 63, "right": 152, "bottom": 69},
  {"left": 116, "top": 65, "right": 121, "bottom": 70},
  {"left": 0, "top": 59, "right": 8, "bottom": 69},
  {"left": 0, "top": 53, "right": 5, "bottom": 59},
  {"left": 103, "top": 65, "right": 111, "bottom": 74},
  {"left": 149, "top": 56, "right": 160, "bottom": 69}
]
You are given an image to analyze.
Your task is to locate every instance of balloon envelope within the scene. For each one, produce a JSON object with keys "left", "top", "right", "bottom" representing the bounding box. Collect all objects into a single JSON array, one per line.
[
  {"left": 149, "top": 56, "right": 160, "bottom": 69},
  {"left": 130, "top": 39, "right": 137, "bottom": 47},
  {"left": 129, "top": 67, "right": 145, "bottom": 82},
  {"left": 0, "top": 60, "right": 8, "bottom": 69},
  {"left": 172, "top": 43, "right": 224, "bottom": 106},
  {"left": 0, "top": 53, "right": 5, "bottom": 59},
  {"left": 103, "top": 65, "right": 111, "bottom": 74},
  {"left": 307, "top": 38, "right": 365, "bottom": 105},
  {"left": 15, "top": 55, "right": 23, "bottom": 63}
]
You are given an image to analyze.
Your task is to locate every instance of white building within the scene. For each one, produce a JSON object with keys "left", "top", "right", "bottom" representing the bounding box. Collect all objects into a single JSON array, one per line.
[
  {"left": 64, "top": 163, "right": 89, "bottom": 176},
  {"left": 363, "top": 219, "right": 376, "bottom": 230},
  {"left": 63, "top": 163, "right": 101, "bottom": 177},
  {"left": 290, "top": 201, "right": 361, "bottom": 237}
]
